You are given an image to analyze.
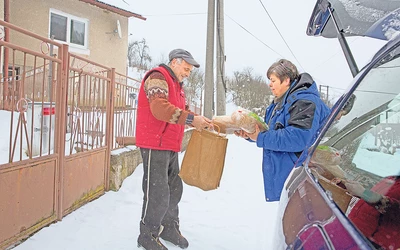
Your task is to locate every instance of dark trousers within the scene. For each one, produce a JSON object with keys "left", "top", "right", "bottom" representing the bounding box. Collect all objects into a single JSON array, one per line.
[{"left": 139, "top": 148, "right": 183, "bottom": 235}]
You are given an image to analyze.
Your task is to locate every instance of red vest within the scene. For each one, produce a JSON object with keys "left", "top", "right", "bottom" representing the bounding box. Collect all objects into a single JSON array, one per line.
[{"left": 135, "top": 65, "right": 186, "bottom": 152}]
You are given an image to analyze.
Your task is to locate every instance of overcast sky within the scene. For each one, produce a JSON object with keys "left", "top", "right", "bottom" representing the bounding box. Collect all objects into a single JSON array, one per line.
[{"left": 122, "top": 0, "right": 387, "bottom": 101}]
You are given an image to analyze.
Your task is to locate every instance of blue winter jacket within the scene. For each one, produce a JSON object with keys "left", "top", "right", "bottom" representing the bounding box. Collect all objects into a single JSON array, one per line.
[{"left": 256, "top": 73, "right": 331, "bottom": 202}]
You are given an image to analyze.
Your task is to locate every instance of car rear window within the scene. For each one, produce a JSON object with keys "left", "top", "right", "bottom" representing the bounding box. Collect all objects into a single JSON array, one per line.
[{"left": 309, "top": 42, "right": 400, "bottom": 250}]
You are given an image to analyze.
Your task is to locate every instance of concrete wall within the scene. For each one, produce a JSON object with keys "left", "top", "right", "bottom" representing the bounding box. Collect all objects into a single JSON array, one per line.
[{"left": 9, "top": 0, "right": 129, "bottom": 73}]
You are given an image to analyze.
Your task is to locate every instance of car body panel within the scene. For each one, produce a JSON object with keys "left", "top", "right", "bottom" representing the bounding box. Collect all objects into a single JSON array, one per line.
[
  {"left": 275, "top": 166, "right": 372, "bottom": 249},
  {"left": 307, "top": 0, "right": 400, "bottom": 41},
  {"left": 276, "top": 1, "right": 400, "bottom": 249}
]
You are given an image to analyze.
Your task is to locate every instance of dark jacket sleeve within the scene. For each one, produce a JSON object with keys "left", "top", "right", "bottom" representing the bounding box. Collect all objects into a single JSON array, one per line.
[
  {"left": 256, "top": 99, "right": 318, "bottom": 152},
  {"left": 288, "top": 100, "right": 316, "bottom": 129}
]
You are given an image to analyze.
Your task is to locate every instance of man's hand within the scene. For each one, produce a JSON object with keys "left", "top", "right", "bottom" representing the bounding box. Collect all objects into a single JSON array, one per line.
[
  {"left": 191, "top": 115, "right": 212, "bottom": 131},
  {"left": 345, "top": 180, "right": 382, "bottom": 203},
  {"left": 344, "top": 180, "right": 365, "bottom": 197}
]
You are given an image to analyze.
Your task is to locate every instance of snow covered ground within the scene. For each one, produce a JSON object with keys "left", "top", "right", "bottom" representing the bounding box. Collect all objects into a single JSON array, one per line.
[{"left": 12, "top": 132, "right": 279, "bottom": 250}]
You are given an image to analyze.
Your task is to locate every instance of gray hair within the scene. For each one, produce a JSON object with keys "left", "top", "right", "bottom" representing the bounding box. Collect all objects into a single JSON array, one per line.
[
  {"left": 267, "top": 59, "right": 299, "bottom": 83},
  {"left": 169, "top": 58, "right": 183, "bottom": 66}
]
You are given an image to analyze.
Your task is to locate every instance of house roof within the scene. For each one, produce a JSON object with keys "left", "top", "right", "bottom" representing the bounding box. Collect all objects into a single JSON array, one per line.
[{"left": 79, "top": 0, "right": 146, "bottom": 20}]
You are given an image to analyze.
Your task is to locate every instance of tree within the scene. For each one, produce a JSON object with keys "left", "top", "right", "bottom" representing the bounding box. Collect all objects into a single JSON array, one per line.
[
  {"left": 227, "top": 67, "right": 272, "bottom": 117},
  {"left": 184, "top": 68, "right": 205, "bottom": 108},
  {"left": 151, "top": 53, "right": 168, "bottom": 68},
  {"left": 127, "top": 38, "right": 152, "bottom": 70}
]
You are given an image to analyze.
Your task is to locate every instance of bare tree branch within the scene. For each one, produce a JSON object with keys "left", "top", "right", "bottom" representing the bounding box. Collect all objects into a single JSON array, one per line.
[{"left": 127, "top": 38, "right": 152, "bottom": 71}]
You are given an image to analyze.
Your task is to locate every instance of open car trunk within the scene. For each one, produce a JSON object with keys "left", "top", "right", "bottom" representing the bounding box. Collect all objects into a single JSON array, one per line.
[
  {"left": 307, "top": 0, "right": 400, "bottom": 40},
  {"left": 306, "top": 0, "right": 400, "bottom": 76}
]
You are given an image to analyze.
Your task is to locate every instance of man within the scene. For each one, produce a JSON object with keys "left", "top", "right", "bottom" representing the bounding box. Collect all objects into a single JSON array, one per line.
[{"left": 135, "top": 49, "right": 211, "bottom": 250}]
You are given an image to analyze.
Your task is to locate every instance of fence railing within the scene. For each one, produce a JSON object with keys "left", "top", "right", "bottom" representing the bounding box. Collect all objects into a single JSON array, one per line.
[
  {"left": 0, "top": 20, "right": 63, "bottom": 163},
  {"left": 113, "top": 73, "right": 140, "bottom": 149},
  {"left": 0, "top": 19, "right": 203, "bottom": 249},
  {"left": 0, "top": 19, "right": 137, "bottom": 249}
]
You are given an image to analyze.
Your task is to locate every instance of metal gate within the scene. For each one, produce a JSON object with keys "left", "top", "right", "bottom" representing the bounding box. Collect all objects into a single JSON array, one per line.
[{"left": 0, "top": 20, "right": 115, "bottom": 249}]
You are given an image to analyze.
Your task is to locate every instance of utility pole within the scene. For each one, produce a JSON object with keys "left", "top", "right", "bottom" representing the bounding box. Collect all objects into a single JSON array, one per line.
[
  {"left": 216, "top": 0, "right": 226, "bottom": 115},
  {"left": 204, "top": 0, "right": 215, "bottom": 119},
  {"left": 319, "top": 85, "right": 330, "bottom": 104}
]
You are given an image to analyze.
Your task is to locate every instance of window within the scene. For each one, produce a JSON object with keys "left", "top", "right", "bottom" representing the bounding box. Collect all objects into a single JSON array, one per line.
[
  {"left": 312, "top": 42, "right": 400, "bottom": 249},
  {"left": 8, "top": 66, "right": 20, "bottom": 82},
  {"left": 49, "top": 9, "right": 88, "bottom": 50},
  {"left": 321, "top": 46, "right": 400, "bottom": 180}
]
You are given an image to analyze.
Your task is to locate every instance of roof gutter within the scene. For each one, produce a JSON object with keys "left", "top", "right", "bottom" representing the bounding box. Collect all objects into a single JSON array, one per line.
[{"left": 79, "top": 0, "right": 146, "bottom": 20}]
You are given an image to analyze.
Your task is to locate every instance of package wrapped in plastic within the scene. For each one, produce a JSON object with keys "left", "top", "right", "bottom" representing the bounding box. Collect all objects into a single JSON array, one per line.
[
  {"left": 310, "top": 145, "right": 348, "bottom": 180},
  {"left": 212, "top": 115, "right": 240, "bottom": 134},
  {"left": 212, "top": 108, "right": 268, "bottom": 134},
  {"left": 231, "top": 108, "right": 268, "bottom": 134}
]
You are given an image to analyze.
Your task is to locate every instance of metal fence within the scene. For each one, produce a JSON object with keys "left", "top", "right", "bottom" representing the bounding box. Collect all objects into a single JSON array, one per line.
[
  {"left": 0, "top": 19, "right": 139, "bottom": 249},
  {"left": 0, "top": 19, "right": 204, "bottom": 249}
]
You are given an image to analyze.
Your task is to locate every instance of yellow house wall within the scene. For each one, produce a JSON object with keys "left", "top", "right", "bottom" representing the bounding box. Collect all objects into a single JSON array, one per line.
[
  {"left": 0, "top": 0, "right": 4, "bottom": 20},
  {"left": 1, "top": 0, "right": 4, "bottom": 78},
  {"left": 9, "top": 0, "right": 128, "bottom": 74}
]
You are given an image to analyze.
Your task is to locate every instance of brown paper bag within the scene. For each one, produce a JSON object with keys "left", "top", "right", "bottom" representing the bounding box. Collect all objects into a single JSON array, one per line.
[{"left": 179, "top": 128, "right": 228, "bottom": 191}]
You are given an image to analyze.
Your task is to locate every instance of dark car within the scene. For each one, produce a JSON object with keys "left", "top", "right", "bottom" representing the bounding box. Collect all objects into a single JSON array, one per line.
[{"left": 274, "top": 0, "right": 400, "bottom": 249}]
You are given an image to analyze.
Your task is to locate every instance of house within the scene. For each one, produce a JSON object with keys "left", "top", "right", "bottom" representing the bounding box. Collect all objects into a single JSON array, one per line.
[
  {"left": 0, "top": 2, "right": 146, "bottom": 248},
  {"left": 2, "top": 0, "right": 145, "bottom": 75}
]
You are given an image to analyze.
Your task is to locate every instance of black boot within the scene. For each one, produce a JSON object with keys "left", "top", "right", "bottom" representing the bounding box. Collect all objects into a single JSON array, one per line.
[
  {"left": 137, "top": 223, "right": 168, "bottom": 250},
  {"left": 160, "top": 221, "right": 189, "bottom": 249}
]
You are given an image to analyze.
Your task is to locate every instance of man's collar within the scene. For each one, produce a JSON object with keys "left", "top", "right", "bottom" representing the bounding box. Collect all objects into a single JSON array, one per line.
[{"left": 160, "top": 64, "right": 182, "bottom": 84}]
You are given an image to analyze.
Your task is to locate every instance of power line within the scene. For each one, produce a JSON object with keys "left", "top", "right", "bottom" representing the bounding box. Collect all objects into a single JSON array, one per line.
[
  {"left": 224, "top": 14, "right": 285, "bottom": 58},
  {"left": 312, "top": 76, "right": 347, "bottom": 97},
  {"left": 139, "top": 8, "right": 358, "bottom": 82},
  {"left": 317, "top": 83, "right": 398, "bottom": 96},
  {"left": 309, "top": 51, "right": 343, "bottom": 72},
  {"left": 141, "top": 12, "right": 206, "bottom": 17},
  {"left": 139, "top": 7, "right": 349, "bottom": 89},
  {"left": 312, "top": 76, "right": 339, "bottom": 88},
  {"left": 143, "top": 11, "right": 285, "bottom": 60},
  {"left": 258, "top": 0, "right": 305, "bottom": 71},
  {"left": 328, "top": 86, "right": 347, "bottom": 91},
  {"left": 141, "top": 9, "right": 299, "bottom": 72},
  {"left": 309, "top": 37, "right": 361, "bottom": 72}
]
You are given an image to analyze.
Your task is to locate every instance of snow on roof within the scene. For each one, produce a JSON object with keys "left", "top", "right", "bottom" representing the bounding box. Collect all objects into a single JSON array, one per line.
[{"left": 79, "top": 0, "right": 146, "bottom": 20}]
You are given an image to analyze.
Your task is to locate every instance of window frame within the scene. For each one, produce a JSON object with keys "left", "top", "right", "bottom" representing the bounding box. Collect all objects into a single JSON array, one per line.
[{"left": 49, "top": 8, "right": 89, "bottom": 54}]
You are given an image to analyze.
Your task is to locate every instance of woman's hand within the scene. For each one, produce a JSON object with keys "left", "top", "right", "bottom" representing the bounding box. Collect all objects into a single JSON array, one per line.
[
  {"left": 245, "top": 124, "right": 260, "bottom": 141},
  {"left": 234, "top": 130, "right": 249, "bottom": 139}
]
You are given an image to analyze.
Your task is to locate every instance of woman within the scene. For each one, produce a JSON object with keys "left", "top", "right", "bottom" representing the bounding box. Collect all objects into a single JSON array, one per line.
[{"left": 236, "top": 59, "right": 331, "bottom": 201}]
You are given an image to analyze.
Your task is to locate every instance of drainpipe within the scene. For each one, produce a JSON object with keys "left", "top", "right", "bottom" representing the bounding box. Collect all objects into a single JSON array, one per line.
[{"left": 3, "top": 0, "right": 9, "bottom": 109}]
